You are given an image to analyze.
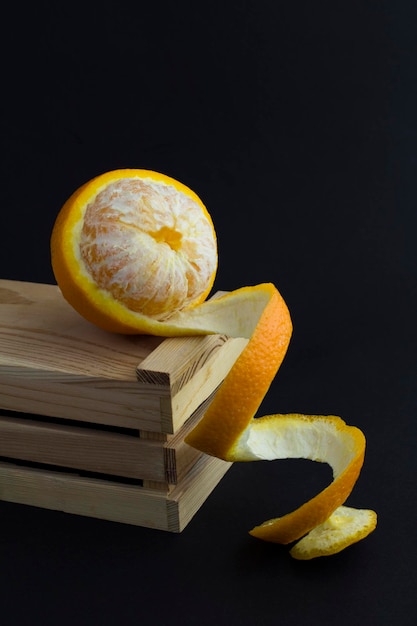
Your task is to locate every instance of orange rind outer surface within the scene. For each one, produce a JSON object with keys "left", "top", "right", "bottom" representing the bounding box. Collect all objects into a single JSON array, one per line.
[{"left": 184, "top": 285, "right": 293, "bottom": 458}]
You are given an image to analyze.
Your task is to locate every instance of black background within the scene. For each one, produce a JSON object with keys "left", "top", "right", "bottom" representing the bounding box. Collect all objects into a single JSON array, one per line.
[{"left": 1, "top": 1, "right": 416, "bottom": 624}]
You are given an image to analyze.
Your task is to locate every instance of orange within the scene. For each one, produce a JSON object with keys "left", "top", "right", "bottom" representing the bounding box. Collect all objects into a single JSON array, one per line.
[
  {"left": 51, "top": 169, "right": 376, "bottom": 558},
  {"left": 51, "top": 169, "right": 218, "bottom": 335}
]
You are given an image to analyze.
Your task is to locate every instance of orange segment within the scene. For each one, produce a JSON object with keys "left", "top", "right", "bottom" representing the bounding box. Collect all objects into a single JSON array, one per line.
[{"left": 50, "top": 169, "right": 376, "bottom": 558}]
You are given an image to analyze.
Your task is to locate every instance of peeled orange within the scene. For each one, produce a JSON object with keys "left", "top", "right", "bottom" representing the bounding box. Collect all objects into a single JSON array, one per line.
[
  {"left": 50, "top": 169, "right": 377, "bottom": 558},
  {"left": 51, "top": 169, "right": 218, "bottom": 334}
]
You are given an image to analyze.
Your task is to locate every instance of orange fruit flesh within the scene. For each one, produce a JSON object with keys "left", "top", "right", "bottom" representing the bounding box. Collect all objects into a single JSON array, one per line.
[
  {"left": 51, "top": 169, "right": 376, "bottom": 558},
  {"left": 51, "top": 169, "right": 218, "bottom": 335}
]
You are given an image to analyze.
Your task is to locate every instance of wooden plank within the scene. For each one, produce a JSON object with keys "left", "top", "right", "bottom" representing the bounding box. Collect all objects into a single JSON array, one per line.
[
  {"left": 0, "top": 455, "right": 232, "bottom": 532},
  {"left": 137, "top": 333, "right": 230, "bottom": 395},
  {"left": 168, "top": 456, "right": 232, "bottom": 532},
  {"left": 138, "top": 334, "right": 247, "bottom": 432},
  {"left": 163, "top": 390, "right": 218, "bottom": 483},
  {"left": 0, "top": 460, "right": 170, "bottom": 530},
  {"left": 0, "top": 414, "right": 165, "bottom": 481},
  {"left": 0, "top": 279, "right": 247, "bottom": 433},
  {"left": 0, "top": 385, "right": 218, "bottom": 485},
  {"left": 0, "top": 369, "right": 169, "bottom": 431},
  {"left": 0, "top": 279, "right": 168, "bottom": 430},
  {"left": 0, "top": 279, "right": 163, "bottom": 377}
]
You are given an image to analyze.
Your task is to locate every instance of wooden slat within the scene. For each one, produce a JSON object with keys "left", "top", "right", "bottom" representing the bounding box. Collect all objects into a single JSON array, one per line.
[
  {"left": 0, "top": 279, "right": 247, "bottom": 434},
  {"left": 163, "top": 390, "right": 218, "bottom": 483},
  {"left": 0, "top": 279, "right": 163, "bottom": 377},
  {"left": 137, "top": 334, "right": 229, "bottom": 394},
  {"left": 138, "top": 334, "right": 247, "bottom": 432},
  {"left": 0, "top": 386, "right": 218, "bottom": 484},
  {"left": 0, "top": 415, "right": 164, "bottom": 481},
  {"left": 0, "top": 369, "right": 169, "bottom": 431},
  {"left": 0, "top": 455, "right": 232, "bottom": 532}
]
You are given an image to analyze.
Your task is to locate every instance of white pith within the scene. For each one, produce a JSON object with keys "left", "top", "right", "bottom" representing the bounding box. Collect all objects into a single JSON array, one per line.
[{"left": 232, "top": 415, "right": 357, "bottom": 477}]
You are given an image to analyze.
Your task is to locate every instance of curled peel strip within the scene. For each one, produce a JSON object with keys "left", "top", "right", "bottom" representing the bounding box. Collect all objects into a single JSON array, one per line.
[
  {"left": 184, "top": 284, "right": 377, "bottom": 557},
  {"left": 243, "top": 414, "right": 366, "bottom": 544}
]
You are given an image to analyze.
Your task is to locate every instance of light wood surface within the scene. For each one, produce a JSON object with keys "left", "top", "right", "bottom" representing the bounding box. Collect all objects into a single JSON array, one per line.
[
  {"left": 0, "top": 455, "right": 231, "bottom": 532},
  {"left": 0, "top": 279, "right": 247, "bottom": 433}
]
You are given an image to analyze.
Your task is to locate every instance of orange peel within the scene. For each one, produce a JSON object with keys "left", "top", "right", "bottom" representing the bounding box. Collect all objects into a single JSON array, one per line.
[
  {"left": 243, "top": 414, "right": 371, "bottom": 544},
  {"left": 289, "top": 505, "right": 377, "bottom": 560},
  {"left": 51, "top": 169, "right": 376, "bottom": 558}
]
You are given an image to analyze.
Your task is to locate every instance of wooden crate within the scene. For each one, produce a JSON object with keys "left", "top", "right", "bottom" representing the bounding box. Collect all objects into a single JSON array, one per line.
[{"left": 0, "top": 279, "right": 247, "bottom": 531}]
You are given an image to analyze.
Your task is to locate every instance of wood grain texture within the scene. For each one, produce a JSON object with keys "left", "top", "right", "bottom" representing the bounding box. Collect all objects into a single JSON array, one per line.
[
  {"left": 0, "top": 414, "right": 164, "bottom": 481},
  {"left": 138, "top": 334, "right": 247, "bottom": 433},
  {"left": 0, "top": 279, "right": 246, "bottom": 433},
  {"left": 0, "top": 389, "right": 217, "bottom": 485},
  {"left": 0, "top": 454, "right": 231, "bottom": 532}
]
